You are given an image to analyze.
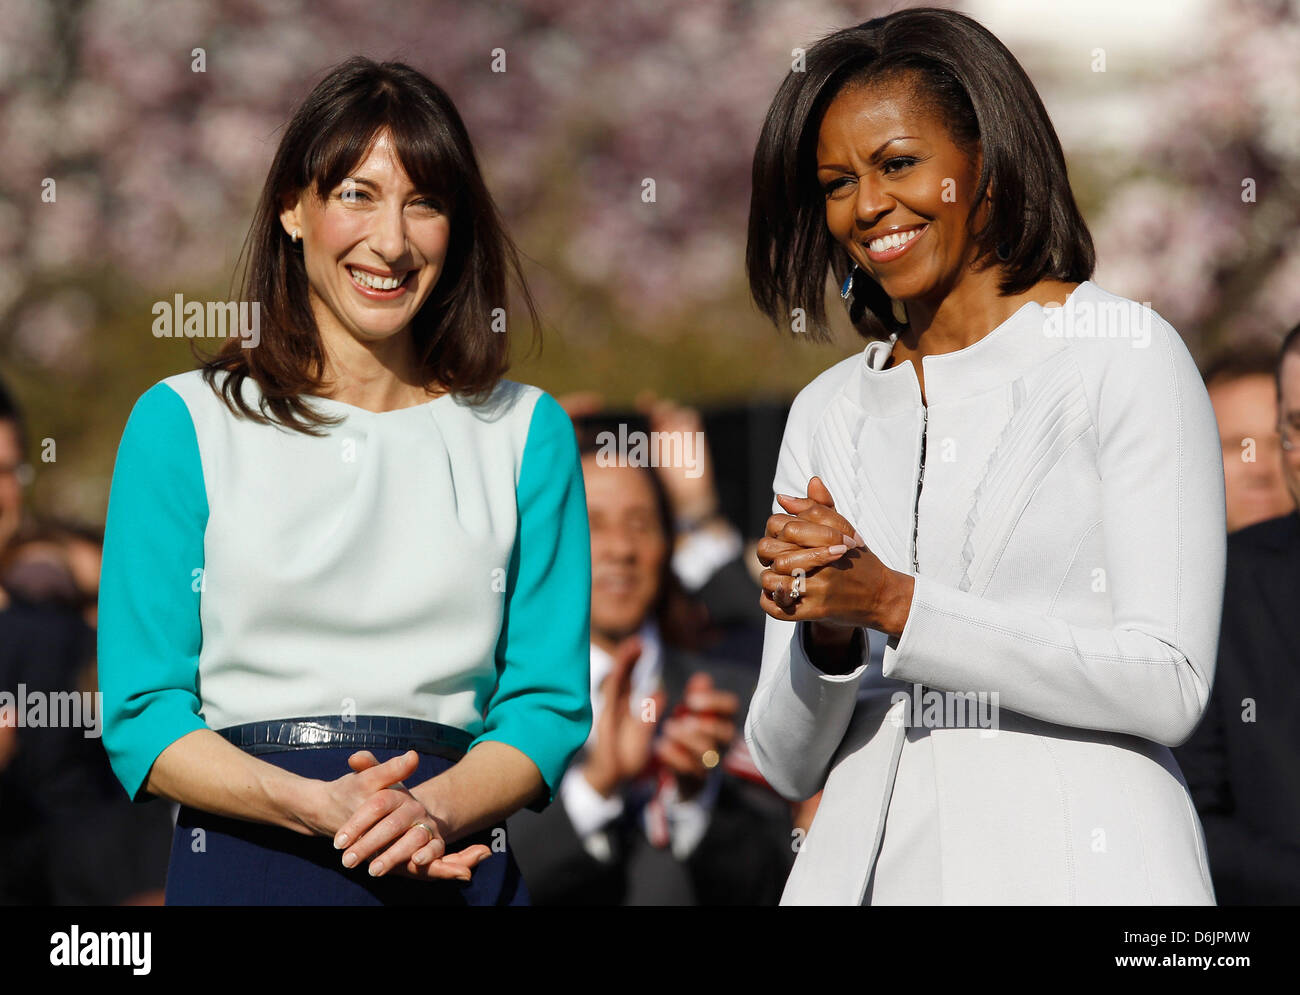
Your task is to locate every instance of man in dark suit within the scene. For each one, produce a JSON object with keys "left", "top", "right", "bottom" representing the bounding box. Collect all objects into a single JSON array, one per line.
[
  {"left": 506, "top": 441, "right": 794, "bottom": 905},
  {"left": 1176, "top": 323, "right": 1300, "bottom": 904}
]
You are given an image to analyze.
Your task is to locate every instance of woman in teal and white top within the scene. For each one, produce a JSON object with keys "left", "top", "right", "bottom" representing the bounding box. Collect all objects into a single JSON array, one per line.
[{"left": 97, "top": 58, "right": 592, "bottom": 905}]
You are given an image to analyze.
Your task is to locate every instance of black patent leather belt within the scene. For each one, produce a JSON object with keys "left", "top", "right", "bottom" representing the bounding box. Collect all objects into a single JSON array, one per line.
[{"left": 215, "top": 715, "right": 473, "bottom": 763}]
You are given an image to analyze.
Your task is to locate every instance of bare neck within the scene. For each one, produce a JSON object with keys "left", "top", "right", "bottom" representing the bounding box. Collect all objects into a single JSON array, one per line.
[{"left": 899, "top": 269, "right": 1080, "bottom": 358}]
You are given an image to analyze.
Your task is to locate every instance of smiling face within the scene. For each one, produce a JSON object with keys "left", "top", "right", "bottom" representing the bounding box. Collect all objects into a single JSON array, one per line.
[
  {"left": 280, "top": 129, "right": 451, "bottom": 351},
  {"left": 817, "top": 73, "right": 987, "bottom": 308},
  {"left": 583, "top": 455, "right": 667, "bottom": 649}
]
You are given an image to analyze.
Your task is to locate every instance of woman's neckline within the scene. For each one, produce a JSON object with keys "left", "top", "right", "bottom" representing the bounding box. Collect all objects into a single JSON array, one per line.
[
  {"left": 302, "top": 389, "right": 452, "bottom": 416},
  {"left": 875, "top": 280, "right": 1092, "bottom": 372}
]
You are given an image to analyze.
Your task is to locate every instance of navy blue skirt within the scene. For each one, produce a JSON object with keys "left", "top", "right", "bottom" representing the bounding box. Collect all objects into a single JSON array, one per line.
[{"left": 164, "top": 745, "right": 530, "bottom": 906}]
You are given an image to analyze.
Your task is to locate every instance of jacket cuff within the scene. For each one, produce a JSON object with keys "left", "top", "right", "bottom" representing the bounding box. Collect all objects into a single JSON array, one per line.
[
  {"left": 880, "top": 572, "right": 948, "bottom": 683},
  {"left": 791, "top": 622, "right": 871, "bottom": 686}
]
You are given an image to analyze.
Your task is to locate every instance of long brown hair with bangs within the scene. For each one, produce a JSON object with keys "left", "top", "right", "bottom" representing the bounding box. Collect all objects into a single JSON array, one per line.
[{"left": 199, "top": 56, "right": 539, "bottom": 434}]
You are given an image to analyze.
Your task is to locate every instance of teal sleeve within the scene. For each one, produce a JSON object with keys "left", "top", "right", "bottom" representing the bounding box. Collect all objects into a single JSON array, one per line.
[
  {"left": 98, "top": 381, "right": 210, "bottom": 801},
  {"left": 471, "top": 391, "right": 592, "bottom": 810}
]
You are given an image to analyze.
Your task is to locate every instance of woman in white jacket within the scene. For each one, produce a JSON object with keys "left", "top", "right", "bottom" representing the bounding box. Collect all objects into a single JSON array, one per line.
[{"left": 744, "top": 8, "right": 1224, "bottom": 904}]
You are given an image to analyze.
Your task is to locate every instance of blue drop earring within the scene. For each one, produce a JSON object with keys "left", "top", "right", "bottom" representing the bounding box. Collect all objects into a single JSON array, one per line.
[
  {"left": 840, "top": 264, "right": 859, "bottom": 304},
  {"left": 842, "top": 264, "right": 908, "bottom": 325}
]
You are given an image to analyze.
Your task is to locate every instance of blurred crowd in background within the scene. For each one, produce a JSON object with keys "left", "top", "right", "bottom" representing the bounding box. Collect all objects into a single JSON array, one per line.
[{"left": 2, "top": 0, "right": 1300, "bottom": 904}]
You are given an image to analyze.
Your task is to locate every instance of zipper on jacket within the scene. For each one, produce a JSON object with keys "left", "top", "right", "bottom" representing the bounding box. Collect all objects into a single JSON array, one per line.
[
  {"left": 911, "top": 406, "right": 927, "bottom": 574},
  {"left": 910, "top": 406, "right": 928, "bottom": 703}
]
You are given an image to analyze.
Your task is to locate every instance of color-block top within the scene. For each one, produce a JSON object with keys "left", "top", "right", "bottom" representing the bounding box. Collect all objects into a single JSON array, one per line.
[{"left": 97, "top": 368, "right": 593, "bottom": 807}]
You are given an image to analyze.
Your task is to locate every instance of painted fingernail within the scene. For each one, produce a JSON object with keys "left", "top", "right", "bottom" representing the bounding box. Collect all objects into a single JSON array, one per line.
[
  {"left": 829, "top": 544, "right": 847, "bottom": 555},
  {"left": 342, "top": 852, "right": 358, "bottom": 868},
  {"left": 334, "top": 833, "right": 349, "bottom": 849}
]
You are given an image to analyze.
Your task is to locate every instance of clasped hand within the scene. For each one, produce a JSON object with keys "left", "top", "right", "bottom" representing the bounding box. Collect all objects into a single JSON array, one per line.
[
  {"left": 757, "top": 475, "right": 899, "bottom": 634},
  {"left": 303, "top": 749, "right": 491, "bottom": 883}
]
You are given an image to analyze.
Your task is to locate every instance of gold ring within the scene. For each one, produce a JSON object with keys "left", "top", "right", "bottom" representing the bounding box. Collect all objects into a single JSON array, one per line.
[
  {"left": 702, "top": 749, "right": 720, "bottom": 769},
  {"left": 412, "top": 821, "right": 435, "bottom": 841}
]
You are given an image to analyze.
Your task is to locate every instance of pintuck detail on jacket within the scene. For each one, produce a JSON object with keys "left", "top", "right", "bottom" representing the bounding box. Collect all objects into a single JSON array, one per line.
[
  {"left": 97, "top": 368, "right": 593, "bottom": 809},
  {"left": 745, "top": 281, "right": 1226, "bottom": 905}
]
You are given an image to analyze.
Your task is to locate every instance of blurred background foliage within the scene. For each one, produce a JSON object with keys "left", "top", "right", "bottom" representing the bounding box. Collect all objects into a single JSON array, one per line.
[{"left": 2, "top": 0, "right": 1298, "bottom": 521}]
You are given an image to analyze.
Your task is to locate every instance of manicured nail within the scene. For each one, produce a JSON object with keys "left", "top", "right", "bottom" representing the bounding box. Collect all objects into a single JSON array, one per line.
[
  {"left": 334, "top": 833, "right": 349, "bottom": 849},
  {"left": 342, "top": 852, "right": 358, "bottom": 868},
  {"left": 369, "top": 862, "right": 383, "bottom": 877},
  {"left": 829, "top": 544, "right": 847, "bottom": 555},
  {"left": 413, "top": 851, "right": 429, "bottom": 865}
]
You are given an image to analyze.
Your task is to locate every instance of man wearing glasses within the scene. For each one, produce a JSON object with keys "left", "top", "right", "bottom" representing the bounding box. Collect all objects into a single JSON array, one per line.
[{"left": 1176, "top": 323, "right": 1300, "bottom": 905}]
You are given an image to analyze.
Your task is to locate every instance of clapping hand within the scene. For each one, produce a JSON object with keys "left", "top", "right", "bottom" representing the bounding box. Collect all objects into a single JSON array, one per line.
[
  {"left": 653, "top": 673, "right": 739, "bottom": 800},
  {"left": 582, "top": 637, "right": 667, "bottom": 797}
]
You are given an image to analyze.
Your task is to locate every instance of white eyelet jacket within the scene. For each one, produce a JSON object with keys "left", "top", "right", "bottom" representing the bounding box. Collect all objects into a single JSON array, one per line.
[{"left": 745, "top": 281, "right": 1226, "bottom": 905}]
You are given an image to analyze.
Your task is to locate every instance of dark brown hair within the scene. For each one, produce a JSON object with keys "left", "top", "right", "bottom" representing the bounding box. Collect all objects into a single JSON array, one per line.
[
  {"left": 747, "top": 7, "right": 1095, "bottom": 342},
  {"left": 0, "top": 375, "right": 24, "bottom": 462},
  {"left": 200, "top": 57, "right": 539, "bottom": 434},
  {"left": 1201, "top": 338, "right": 1279, "bottom": 389}
]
